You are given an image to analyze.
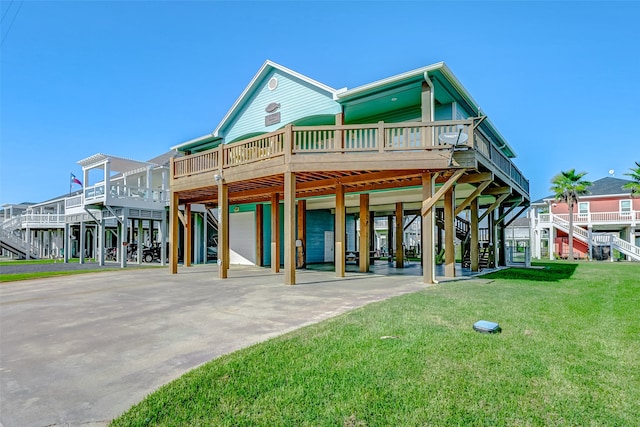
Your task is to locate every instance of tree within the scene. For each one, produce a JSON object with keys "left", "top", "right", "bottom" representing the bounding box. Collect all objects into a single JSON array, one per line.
[
  {"left": 550, "top": 169, "right": 592, "bottom": 261},
  {"left": 623, "top": 161, "right": 640, "bottom": 198}
]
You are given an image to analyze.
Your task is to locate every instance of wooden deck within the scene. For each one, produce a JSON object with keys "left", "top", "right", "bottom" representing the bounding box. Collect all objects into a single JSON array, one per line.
[{"left": 169, "top": 119, "right": 530, "bottom": 285}]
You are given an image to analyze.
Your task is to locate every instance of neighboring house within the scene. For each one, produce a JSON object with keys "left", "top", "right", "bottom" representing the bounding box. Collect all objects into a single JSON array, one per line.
[
  {"left": 504, "top": 216, "right": 531, "bottom": 266},
  {"left": 1, "top": 151, "right": 175, "bottom": 265},
  {"left": 530, "top": 177, "right": 640, "bottom": 261},
  {"left": 169, "top": 60, "right": 531, "bottom": 285}
]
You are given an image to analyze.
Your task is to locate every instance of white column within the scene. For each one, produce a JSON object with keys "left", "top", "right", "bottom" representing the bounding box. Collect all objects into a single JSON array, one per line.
[
  {"left": 64, "top": 223, "right": 70, "bottom": 263},
  {"left": 137, "top": 219, "right": 143, "bottom": 264},
  {"left": 549, "top": 227, "right": 554, "bottom": 260},
  {"left": 79, "top": 221, "right": 85, "bottom": 264},
  {"left": 160, "top": 213, "right": 167, "bottom": 267},
  {"left": 120, "top": 213, "right": 128, "bottom": 268}
]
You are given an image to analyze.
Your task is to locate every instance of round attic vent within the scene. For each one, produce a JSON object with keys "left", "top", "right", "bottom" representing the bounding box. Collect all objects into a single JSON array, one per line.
[{"left": 267, "top": 77, "right": 278, "bottom": 91}]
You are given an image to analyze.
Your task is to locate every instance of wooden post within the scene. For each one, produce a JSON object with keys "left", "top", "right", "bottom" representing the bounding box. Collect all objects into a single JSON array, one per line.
[
  {"left": 444, "top": 187, "right": 455, "bottom": 277},
  {"left": 359, "top": 194, "right": 370, "bottom": 272},
  {"left": 218, "top": 182, "right": 228, "bottom": 279},
  {"left": 471, "top": 197, "right": 479, "bottom": 272},
  {"left": 256, "top": 204, "right": 264, "bottom": 267},
  {"left": 169, "top": 191, "right": 179, "bottom": 273},
  {"left": 335, "top": 113, "right": 344, "bottom": 151},
  {"left": 284, "top": 171, "right": 296, "bottom": 285},
  {"left": 271, "top": 192, "right": 280, "bottom": 273},
  {"left": 184, "top": 203, "right": 192, "bottom": 267},
  {"left": 297, "top": 200, "right": 306, "bottom": 269},
  {"left": 395, "top": 202, "right": 404, "bottom": 268},
  {"left": 422, "top": 172, "right": 436, "bottom": 284},
  {"left": 335, "top": 184, "right": 345, "bottom": 277}
]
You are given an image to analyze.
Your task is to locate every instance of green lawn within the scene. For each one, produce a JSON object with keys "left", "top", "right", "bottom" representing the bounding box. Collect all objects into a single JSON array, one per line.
[{"left": 111, "top": 261, "right": 640, "bottom": 426}]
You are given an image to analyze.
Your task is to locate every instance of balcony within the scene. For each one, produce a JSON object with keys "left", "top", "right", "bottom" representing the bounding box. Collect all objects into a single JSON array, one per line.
[
  {"left": 172, "top": 120, "right": 529, "bottom": 196},
  {"left": 539, "top": 212, "right": 639, "bottom": 227},
  {"left": 65, "top": 184, "right": 169, "bottom": 213}
]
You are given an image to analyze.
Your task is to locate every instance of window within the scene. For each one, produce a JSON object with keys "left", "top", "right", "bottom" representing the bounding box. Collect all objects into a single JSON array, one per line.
[
  {"left": 578, "top": 202, "right": 589, "bottom": 217},
  {"left": 620, "top": 200, "right": 632, "bottom": 216}
]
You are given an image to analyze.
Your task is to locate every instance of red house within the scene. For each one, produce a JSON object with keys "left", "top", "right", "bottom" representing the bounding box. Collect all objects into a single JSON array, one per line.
[{"left": 530, "top": 177, "right": 640, "bottom": 261}]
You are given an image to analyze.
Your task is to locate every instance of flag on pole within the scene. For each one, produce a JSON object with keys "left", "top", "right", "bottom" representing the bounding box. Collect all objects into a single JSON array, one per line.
[{"left": 71, "top": 173, "right": 82, "bottom": 187}]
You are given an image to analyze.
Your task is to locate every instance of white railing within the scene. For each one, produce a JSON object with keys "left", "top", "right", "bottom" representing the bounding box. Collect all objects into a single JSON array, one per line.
[
  {"left": 592, "top": 233, "right": 640, "bottom": 261},
  {"left": 0, "top": 228, "right": 40, "bottom": 259},
  {"left": 1, "top": 216, "right": 23, "bottom": 232},
  {"left": 66, "top": 195, "right": 83, "bottom": 208},
  {"left": 539, "top": 211, "right": 638, "bottom": 226},
  {"left": 541, "top": 213, "right": 640, "bottom": 261},
  {"left": 108, "top": 184, "right": 168, "bottom": 204},
  {"left": 22, "top": 213, "right": 66, "bottom": 226}
]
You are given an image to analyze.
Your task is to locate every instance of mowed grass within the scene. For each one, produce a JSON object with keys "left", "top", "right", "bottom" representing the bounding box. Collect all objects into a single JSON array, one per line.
[{"left": 111, "top": 261, "right": 640, "bottom": 426}]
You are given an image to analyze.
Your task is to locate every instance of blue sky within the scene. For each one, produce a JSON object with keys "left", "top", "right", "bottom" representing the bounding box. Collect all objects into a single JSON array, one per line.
[{"left": 1, "top": 0, "right": 638, "bottom": 206}]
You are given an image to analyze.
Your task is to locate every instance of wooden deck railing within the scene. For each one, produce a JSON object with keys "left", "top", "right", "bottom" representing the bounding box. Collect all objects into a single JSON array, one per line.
[{"left": 172, "top": 120, "right": 530, "bottom": 193}]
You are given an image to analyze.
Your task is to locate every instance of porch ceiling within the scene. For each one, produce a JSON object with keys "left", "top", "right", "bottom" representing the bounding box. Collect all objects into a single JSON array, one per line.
[{"left": 176, "top": 168, "right": 513, "bottom": 210}]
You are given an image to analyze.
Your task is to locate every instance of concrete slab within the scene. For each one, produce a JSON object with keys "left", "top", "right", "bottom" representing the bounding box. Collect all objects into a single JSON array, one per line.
[{"left": 0, "top": 264, "right": 478, "bottom": 426}]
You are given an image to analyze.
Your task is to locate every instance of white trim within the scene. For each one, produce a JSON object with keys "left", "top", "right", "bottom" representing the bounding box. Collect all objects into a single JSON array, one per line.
[{"left": 212, "top": 60, "right": 338, "bottom": 139}]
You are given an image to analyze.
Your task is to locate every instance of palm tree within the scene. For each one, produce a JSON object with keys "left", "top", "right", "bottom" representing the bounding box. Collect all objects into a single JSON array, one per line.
[
  {"left": 550, "top": 169, "right": 592, "bottom": 261},
  {"left": 623, "top": 161, "right": 640, "bottom": 198}
]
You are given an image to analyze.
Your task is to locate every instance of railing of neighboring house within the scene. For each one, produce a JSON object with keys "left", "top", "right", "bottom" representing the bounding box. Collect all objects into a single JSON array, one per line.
[
  {"left": 108, "top": 184, "right": 169, "bottom": 204},
  {"left": 1, "top": 216, "right": 23, "bottom": 232},
  {"left": 22, "top": 214, "right": 66, "bottom": 226},
  {"left": 65, "top": 195, "right": 83, "bottom": 208},
  {"left": 548, "top": 212, "right": 638, "bottom": 225},
  {"left": 172, "top": 120, "right": 530, "bottom": 193},
  {"left": 0, "top": 228, "right": 39, "bottom": 257},
  {"left": 85, "top": 184, "right": 106, "bottom": 202}
]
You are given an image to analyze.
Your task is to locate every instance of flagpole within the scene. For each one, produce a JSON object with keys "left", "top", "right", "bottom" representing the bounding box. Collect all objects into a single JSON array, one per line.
[{"left": 69, "top": 173, "right": 72, "bottom": 197}]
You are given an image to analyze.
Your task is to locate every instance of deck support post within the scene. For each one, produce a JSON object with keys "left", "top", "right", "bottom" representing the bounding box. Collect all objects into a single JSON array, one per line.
[
  {"left": 444, "top": 187, "right": 455, "bottom": 277},
  {"left": 335, "top": 184, "right": 345, "bottom": 277},
  {"left": 422, "top": 172, "right": 436, "bottom": 284},
  {"left": 297, "top": 200, "right": 306, "bottom": 269},
  {"left": 284, "top": 172, "right": 296, "bottom": 285},
  {"left": 98, "top": 219, "right": 105, "bottom": 266},
  {"left": 137, "top": 219, "right": 143, "bottom": 264},
  {"left": 218, "top": 181, "right": 229, "bottom": 279},
  {"left": 471, "top": 197, "right": 479, "bottom": 272},
  {"left": 271, "top": 192, "right": 280, "bottom": 273},
  {"left": 63, "top": 223, "right": 70, "bottom": 263},
  {"left": 169, "top": 192, "right": 179, "bottom": 273},
  {"left": 395, "top": 202, "right": 404, "bottom": 268},
  {"left": 359, "top": 194, "right": 370, "bottom": 272}
]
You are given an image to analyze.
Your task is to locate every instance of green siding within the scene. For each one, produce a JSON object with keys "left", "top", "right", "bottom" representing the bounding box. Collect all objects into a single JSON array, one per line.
[{"left": 222, "top": 70, "right": 341, "bottom": 143}]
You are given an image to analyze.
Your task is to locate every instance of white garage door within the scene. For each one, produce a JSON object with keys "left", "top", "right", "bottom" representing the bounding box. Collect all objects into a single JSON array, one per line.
[{"left": 229, "top": 211, "right": 256, "bottom": 265}]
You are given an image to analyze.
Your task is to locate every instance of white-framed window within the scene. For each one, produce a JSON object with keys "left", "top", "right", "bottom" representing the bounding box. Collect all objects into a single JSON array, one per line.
[
  {"left": 578, "top": 202, "right": 589, "bottom": 217},
  {"left": 620, "top": 199, "right": 632, "bottom": 216}
]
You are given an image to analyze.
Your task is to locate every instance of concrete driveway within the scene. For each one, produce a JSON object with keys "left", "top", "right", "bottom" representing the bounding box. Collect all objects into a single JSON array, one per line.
[{"left": 0, "top": 264, "right": 437, "bottom": 427}]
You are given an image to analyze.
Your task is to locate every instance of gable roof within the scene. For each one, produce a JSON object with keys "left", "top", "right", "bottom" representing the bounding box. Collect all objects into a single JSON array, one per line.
[
  {"left": 172, "top": 60, "right": 340, "bottom": 152},
  {"left": 534, "top": 177, "right": 633, "bottom": 204}
]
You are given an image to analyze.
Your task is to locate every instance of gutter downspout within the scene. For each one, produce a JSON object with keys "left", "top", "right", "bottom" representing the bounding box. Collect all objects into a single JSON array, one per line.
[{"left": 423, "top": 72, "right": 435, "bottom": 122}]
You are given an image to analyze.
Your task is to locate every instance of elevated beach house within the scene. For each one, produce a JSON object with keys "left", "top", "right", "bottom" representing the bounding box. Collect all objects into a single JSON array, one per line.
[{"left": 169, "top": 61, "right": 530, "bottom": 284}]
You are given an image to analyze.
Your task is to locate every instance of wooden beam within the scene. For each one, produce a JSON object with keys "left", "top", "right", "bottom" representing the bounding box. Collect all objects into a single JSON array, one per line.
[
  {"left": 395, "top": 202, "right": 404, "bottom": 268},
  {"left": 218, "top": 183, "right": 228, "bottom": 279},
  {"left": 482, "top": 186, "right": 512, "bottom": 196},
  {"left": 422, "top": 172, "right": 436, "bottom": 284},
  {"left": 471, "top": 197, "right": 479, "bottom": 272},
  {"left": 495, "top": 198, "right": 523, "bottom": 225},
  {"left": 359, "top": 194, "right": 370, "bottom": 273},
  {"left": 335, "top": 184, "right": 345, "bottom": 277},
  {"left": 284, "top": 172, "right": 296, "bottom": 285},
  {"left": 271, "top": 192, "right": 280, "bottom": 273},
  {"left": 169, "top": 191, "right": 179, "bottom": 274},
  {"left": 479, "top": 192, "right": 511, "bottom": 222},
  {"left": 177, "top": 210, "right": 187, "bottom": 227},
  {"left": 457, "top": 172, "right": 493, "bottom": 184},
  {"left": 455, "top": 180, "right": 492, "bottom": 216},
  {"left": 444, "top": 186, "right": 456, "bottom": 277},
  {"left": 421, "top": 169, "right": 466, "bottom": 216},
  {"left": 504, "top": 205, "right": 529, "bottom": 228}
]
